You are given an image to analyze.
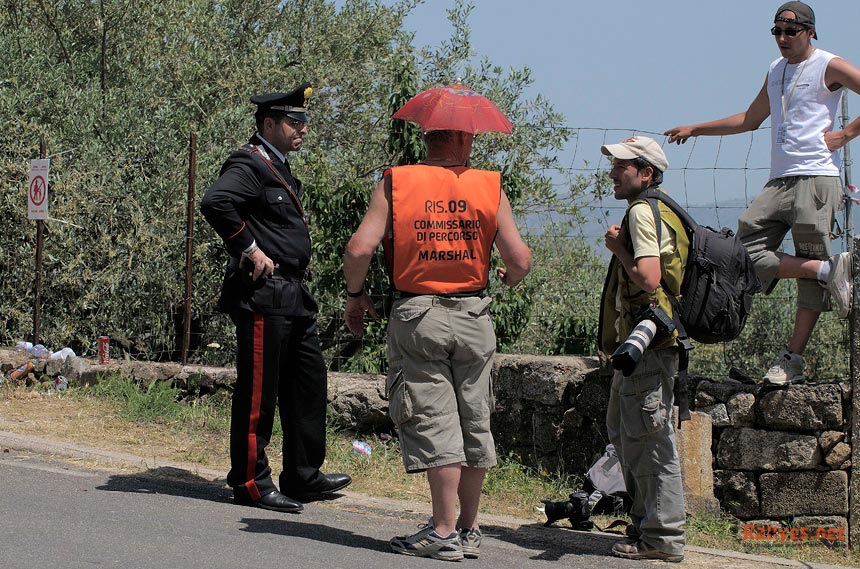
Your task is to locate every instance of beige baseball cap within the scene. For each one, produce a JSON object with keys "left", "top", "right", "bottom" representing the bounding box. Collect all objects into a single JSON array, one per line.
[{"left": 601, "top": 136, "right": 669, "bottom": 173}]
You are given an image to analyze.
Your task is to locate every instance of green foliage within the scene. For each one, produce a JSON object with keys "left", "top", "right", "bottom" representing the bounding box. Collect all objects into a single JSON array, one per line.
[
  {"left": 483, "top": 451, "right": 581, "bottom": 499},
  {"left": 0, "top": 0, "right": 579, "bottom": 371},
  {"left": 0, "top": 0, "right": 410, "bottom": 358},
  {"left": 90, "top": 373, "right": 183, "bottom": 423},
  {"left": 385, "top": 46, "right": 424, "bottom": 166},
  {"left": 691, "top": 282, "right": 850, "bottom": 381},
  {"left": 497, "top": 221, "right": 606, "bottom": 355}
]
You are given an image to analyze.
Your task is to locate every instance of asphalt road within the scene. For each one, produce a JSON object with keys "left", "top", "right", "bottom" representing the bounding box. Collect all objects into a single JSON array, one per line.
[
  {"left": 0, "top": 444, "right": 848, "bottom": 569},
  {"left": 0, "top": 451, "right": 645, "bottom": 569}
]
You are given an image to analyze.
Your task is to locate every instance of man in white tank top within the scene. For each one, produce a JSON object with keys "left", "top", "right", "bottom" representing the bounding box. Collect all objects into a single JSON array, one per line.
[{"left": 664, "top": 1, "right": 860, "bottom": 386}]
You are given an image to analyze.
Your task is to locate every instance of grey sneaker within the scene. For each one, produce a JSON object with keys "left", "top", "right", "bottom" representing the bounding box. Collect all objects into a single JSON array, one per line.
[
  {"left": 824, "top": 252, "right": 853, "bottom": 318},
  {"left": 762, "top": 349, "right": 804, "bottom": 386},
  {"left": 458, "top": 527, "right": 481, "bottom": 559},
  {"left": 612, "top": 540, "right": 683, "bottom": 563},
  {"left": 390, "top": 520, "right": 463, "bottom": 561}
]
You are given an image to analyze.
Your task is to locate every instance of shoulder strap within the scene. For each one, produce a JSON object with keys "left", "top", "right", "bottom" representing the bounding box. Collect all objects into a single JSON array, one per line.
[
  {"left": 594, "top": 518, "right": 630, "bottom": 535},
  {"left": 640, "top": 188, "right": 698, "bottom": 232},
  {"left": 243, "top": 146, "right": 307, "bottom": 226},
  {"left": 640, "top": 192, "right": 693, "bottom": 427},
  {"left": 644, "top": 198, "right": 663, "bottom": 259}
]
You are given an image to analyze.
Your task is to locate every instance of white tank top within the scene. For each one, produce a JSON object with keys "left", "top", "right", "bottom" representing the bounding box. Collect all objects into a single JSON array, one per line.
[{"left": 767, "top": 48, "right": 843, "bottom": 179}]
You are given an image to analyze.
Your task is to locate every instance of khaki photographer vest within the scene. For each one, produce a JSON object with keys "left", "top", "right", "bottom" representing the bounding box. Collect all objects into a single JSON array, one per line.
[{"left": 598, "top": 195, "right": 689, "bottom": 354}]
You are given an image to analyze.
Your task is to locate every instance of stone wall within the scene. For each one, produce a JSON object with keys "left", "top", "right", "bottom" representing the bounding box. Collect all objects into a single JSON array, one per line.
[
  {"left": 0, "top": 348, "right": 848, "bottom": 532},
  {"left": 695, "top": 377, "right": 851, "bottom": 534},
  {"left": 491, "top": 354, "right": 603, "bottom": 475}
]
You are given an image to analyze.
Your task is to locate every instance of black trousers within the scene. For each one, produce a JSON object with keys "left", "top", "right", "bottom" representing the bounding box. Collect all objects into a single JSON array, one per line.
[{"left": 227, "top": 308, "right": 328, "bottom": 501}]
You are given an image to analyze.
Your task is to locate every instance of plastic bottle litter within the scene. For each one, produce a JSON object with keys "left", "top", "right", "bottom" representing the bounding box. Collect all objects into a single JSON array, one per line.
[
  {"left": 15, "top": 341, "right": 33, "bottom": 353},
  {"left": 352, "top": 440, "right": 372, "bottom": 456},
  {"left": 9, "top": 361, "right": 35, "bottom": 383},
  {"left": 55, "top": 375, "right": 69, "bottom": 392},
  {"left": 28, "top": 344, "right": 49, "bottom": 358},
  {"left": 49, "top": 347, "right": 76, "bottom": 361}
]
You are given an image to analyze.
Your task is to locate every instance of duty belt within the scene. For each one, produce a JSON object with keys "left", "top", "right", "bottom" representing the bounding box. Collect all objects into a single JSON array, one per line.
[
  {"left": 228, "top": 257, "right": 308, "bottom": 282},
  {"left": 270, "top": 266, "right": 308, "bottom": 282}
]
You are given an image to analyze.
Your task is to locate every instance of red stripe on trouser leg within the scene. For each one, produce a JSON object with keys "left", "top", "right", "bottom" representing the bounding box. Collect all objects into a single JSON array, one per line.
[{"left": 243, "top": 313, "right": 266, "bottom": 501}]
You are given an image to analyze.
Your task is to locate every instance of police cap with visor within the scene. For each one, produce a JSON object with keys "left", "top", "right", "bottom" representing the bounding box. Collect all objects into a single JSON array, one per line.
[{"left": 251, "top": 82, "right": 313, "bottom": 123}]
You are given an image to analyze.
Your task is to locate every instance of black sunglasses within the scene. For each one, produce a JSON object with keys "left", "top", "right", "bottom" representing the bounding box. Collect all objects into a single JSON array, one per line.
[{"left": 770, "top": 25, "right": 806, "bottom": 37}]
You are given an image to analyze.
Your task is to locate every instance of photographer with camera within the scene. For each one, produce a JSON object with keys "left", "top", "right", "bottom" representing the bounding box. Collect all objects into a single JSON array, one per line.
[{"left": 598, "top": 137, "right": 686, "bottom": 563}]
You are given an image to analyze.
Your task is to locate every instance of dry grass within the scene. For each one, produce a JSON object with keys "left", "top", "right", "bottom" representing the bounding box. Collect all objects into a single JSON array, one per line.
[{"left": 0, "top": 386, "right": 229, "bottom": 470}]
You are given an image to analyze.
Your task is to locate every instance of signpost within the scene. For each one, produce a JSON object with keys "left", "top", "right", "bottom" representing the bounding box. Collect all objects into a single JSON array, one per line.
[
  {"left": 30, "top": 138, "right": 49, "bottom": 344},
  {"left": 28, "top": 158, "right": 49, "bottom": 220}
]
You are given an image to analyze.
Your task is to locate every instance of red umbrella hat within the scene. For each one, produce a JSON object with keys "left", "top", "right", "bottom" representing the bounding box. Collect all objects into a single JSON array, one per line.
[{"left": 391, "top": 84, "right": 514, "bottom": 135}]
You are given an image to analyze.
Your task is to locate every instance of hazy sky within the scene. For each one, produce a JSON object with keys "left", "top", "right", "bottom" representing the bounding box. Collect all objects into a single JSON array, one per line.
[
  {"left": 402, "top": 0, "right": 860, "bottom": 238},
  {"left": 406, "top": 0, "right": 859, "bottom": 133}
]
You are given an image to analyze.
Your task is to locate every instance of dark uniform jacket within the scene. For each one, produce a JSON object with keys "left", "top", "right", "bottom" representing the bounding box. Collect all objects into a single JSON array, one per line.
[{"left": 201, "top": 134, "right": 316, "bottom": 316}]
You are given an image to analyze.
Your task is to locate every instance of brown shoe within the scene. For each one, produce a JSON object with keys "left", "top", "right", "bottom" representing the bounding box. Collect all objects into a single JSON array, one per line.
[{"left": 612, "top": 540, "right": 683, "bottom": 563}]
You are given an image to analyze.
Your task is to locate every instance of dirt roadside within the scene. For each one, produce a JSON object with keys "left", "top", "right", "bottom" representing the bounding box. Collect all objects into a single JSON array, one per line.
[{"left": 0, "top": 390, "right": 852, "bottom": 569}]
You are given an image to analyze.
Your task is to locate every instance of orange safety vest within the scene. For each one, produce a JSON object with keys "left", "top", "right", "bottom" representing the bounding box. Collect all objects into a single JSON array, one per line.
[{"left": 385, "top": 164, "right": 500, "bottom": 295}]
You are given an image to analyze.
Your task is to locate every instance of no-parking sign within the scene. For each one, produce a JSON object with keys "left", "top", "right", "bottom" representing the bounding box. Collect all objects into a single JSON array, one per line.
[{"left": 28, "top": 159, "right": 50, "bottom": 220}]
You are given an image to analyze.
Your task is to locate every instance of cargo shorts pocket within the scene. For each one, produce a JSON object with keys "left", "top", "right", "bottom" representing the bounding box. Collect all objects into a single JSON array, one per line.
[
  {"left": 466, "top": 297, "right": 493, "bottom": 318},
  {"left": 386, "top": 369, "right": 413, "bottom": 426},
  {"left": 391, "top": 302, "right": 431, "bottom": 323},
  {"left": 621, "top": 378, "right": 667, "bottom": 439}
]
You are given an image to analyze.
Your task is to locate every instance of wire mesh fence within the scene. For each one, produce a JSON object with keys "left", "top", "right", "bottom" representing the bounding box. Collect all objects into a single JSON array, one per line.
[{"left": 7, "top": 124, "right": 854, "bottom": 381}]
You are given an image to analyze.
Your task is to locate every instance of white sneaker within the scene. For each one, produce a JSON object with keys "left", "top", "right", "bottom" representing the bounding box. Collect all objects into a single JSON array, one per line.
[
  {"left": 824, "top": 252, "right": 852, "bottom": 318},
  {"left": 762, "top": 349, "right": 804, "bottom": 386}
]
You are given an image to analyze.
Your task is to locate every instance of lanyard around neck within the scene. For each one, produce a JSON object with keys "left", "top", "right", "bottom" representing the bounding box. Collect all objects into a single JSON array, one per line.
[{"left": 781, "top": 49, "right": 814, "bottom": 117}]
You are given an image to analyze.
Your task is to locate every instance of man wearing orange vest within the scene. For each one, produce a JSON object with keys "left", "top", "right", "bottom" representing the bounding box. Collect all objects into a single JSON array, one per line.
[{"left": 343, "top": 129, "right": 532, "bottom": 561}]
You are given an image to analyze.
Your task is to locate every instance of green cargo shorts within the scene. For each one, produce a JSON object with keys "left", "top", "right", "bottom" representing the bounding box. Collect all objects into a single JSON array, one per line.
[
  {"left": 386, "top": 295, "right": 497, "bottom": 473},
  {"left": 737, "top": 175, "right": 842, "bottom": 311}
]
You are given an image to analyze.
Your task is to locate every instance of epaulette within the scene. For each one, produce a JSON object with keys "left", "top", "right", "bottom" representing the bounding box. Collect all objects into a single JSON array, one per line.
[{"left": 239, "top": 143, "right": 272, "bottom": 162}]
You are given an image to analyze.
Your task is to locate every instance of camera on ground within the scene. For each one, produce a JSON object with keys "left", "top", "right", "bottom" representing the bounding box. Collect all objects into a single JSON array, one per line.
[{"left": 541, "top": 490, "right": 593, "bottom": 530}]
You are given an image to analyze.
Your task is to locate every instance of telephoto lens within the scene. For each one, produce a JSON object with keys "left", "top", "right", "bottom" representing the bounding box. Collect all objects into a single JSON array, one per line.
[{"left": 611, "top": 319, "right": 657, "bottom": 376}]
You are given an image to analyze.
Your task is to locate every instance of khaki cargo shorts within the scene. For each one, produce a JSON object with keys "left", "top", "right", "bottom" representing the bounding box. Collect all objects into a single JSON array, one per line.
[
  {"left": 386, "top": 295, "right": 497, "bottom": 473},
  {"left": 737, "top": 175, "right": 842, "bottom": 311}
]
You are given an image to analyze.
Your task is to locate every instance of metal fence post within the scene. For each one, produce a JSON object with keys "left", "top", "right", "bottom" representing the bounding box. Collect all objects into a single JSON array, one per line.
[
  {"left": 842, "top": 96, "right": 854, "bottom": 253},
  {"left": 851, "top": 237, "right": 859, "bottom": 548},
  {"left": 181, "top": 132, "right": 197, "bottom": 365}
]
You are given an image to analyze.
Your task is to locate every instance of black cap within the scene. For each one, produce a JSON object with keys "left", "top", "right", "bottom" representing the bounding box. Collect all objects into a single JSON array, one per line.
[
  {"left": 251, "top": 82, "right": 313, "bottom": 122},
  {"left": 775, "top": 1, "right": 817, "bottom": 39}
]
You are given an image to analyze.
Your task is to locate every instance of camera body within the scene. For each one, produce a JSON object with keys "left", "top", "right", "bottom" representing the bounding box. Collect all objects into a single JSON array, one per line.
[
  {"left": 611, "top": 303, "right": 675, "bottom": 376},
  {"left": 541, "top": 490, "right": 593, "bottom": 530}
]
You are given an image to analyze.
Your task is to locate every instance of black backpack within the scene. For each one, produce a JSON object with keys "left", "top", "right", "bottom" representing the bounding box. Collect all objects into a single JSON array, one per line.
[{"left": 641, "top": 188, "right": 762, "bottom": 344}]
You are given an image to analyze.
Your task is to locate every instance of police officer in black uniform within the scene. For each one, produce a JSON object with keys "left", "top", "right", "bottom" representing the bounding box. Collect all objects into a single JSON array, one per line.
[{"left": 201, "top": 83, "right": 351, "bottom": 513}]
